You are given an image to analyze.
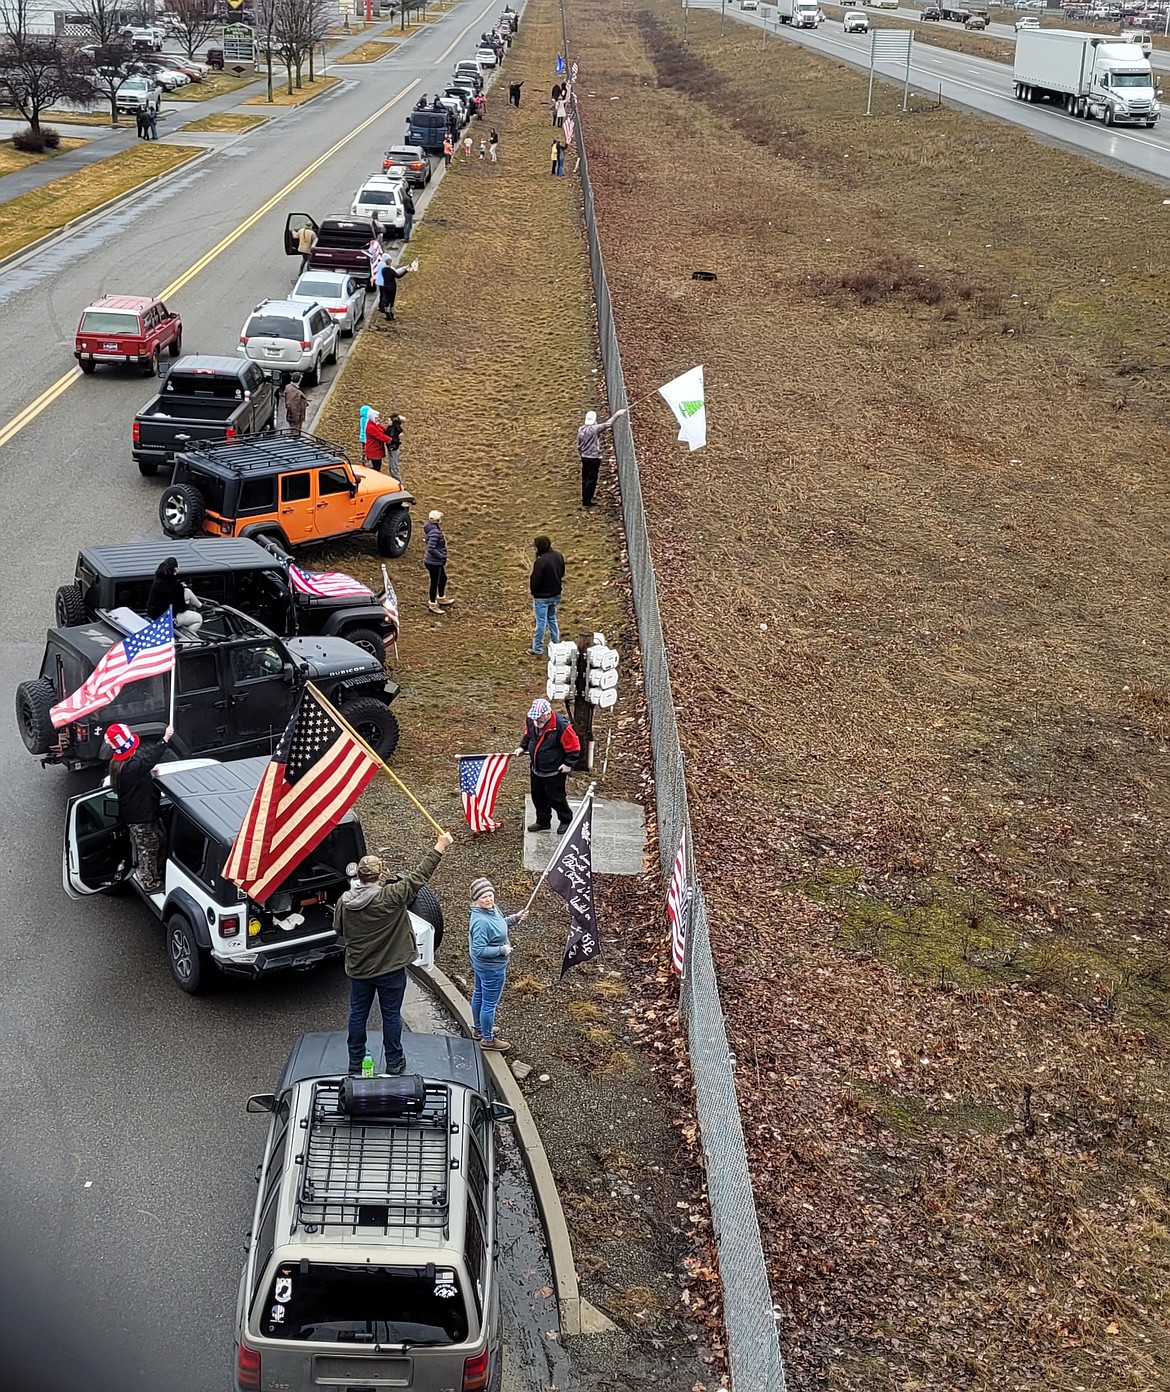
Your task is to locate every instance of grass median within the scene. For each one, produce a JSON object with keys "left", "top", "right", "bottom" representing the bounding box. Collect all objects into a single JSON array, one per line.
[
  {"left": 571, "top": 0, "right": 1170, "bottom": 1386},
  {"left": 180, "top": 111, "right": 268, "bottom": 133},
  {"left": 244, "top": 74, "right": 339, "bottom": 107},
  {"left": 335, "top": 39, "right": 398, "bottom": 63},
  {"left": 168, "top": 70, "right": 258, "bottom": 101},
  {"left": 0, "top": 142, "right": 201, "bottom": 261},
  {"left": 0, "top": 136, "right": 87, "bottom": 177}
]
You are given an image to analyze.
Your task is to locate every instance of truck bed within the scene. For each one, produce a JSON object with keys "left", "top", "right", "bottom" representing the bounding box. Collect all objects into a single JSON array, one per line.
[{"left": 138, "top": 397, "right": 246, "bottom": 424}]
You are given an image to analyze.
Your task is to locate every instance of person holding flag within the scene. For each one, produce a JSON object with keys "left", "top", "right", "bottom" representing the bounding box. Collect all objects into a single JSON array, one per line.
[
  {"left": 106, "top": 721, "right": 176, "bottom": 893},
  {"left": 467, "top": 877, "right": 528, "bottom": 1051},
  {"left": 576, "top": 405, "right": 627, "bottom": 507},
  {"left": 515, "top": 697, "right": 580, "bottom": 834}
]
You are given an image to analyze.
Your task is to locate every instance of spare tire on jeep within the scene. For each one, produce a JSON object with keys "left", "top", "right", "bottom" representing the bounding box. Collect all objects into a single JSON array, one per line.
[
  {"left": 159, "top": 482, "right": 207, "bottom": 538},
  {"left": 410, "top": 884, "right": 445, "bottom": 952},
  {"left": 15, "top": 678, "right": 56, "bottom": 755},
  {"left": 55, "top": 583, "right": 86, "bottom": 627}
]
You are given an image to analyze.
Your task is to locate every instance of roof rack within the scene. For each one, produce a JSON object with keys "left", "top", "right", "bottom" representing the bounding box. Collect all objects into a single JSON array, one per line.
[
  {"left": 179, "top": 432, "right": 353, "bottom": 473},
  {"left": 294, "top": 1080, "right": 453, "bottom": 1238}
]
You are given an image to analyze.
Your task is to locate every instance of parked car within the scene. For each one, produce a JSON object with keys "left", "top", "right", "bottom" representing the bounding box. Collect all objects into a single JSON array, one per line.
[
  {"left": 116, "top": 74, "right": 161, "bottom": 113},
  {"left": 405, "top": 106, "right": 454, "bottom": 154},
  {"left": 120, "top": 23, "right": 163, "bottom": 50},
  {"left": 238, "top": 299, "right": 339, "bottom": 387},
  {"left": 475, "top": 43, "right": 499, "bottom": 67},
  {"left": 133, "top": 356, "right": 277, "bottom": 476},
  {"left": 382, "top": 143, "right": 433, "bottom": 186},
  {"left": 350, "top": 176, "right": 406, "bottom": 237},
  {"left": 234, "top": 1032, "right": 510, "bottom": 1392},
  {"left": 63, "top": 762, "right": 441, "bottom": 992},
  {"left": 75, "top": 294, "right": 182, "bottom": 377},
  {"left": 289, "top": 270, "right": 366, "bottom": 336},
  {"left": 453, "top": 60, "right": 485, "bottom": 91},
  {"left": 843, "top": 9, "right": 869, "bottom": 29},
  {"left": 157, "top": 434, "right": 415, "bottom": 558},
  {"left": 285, "top": 213, "right": 376, "bottom": 282}
]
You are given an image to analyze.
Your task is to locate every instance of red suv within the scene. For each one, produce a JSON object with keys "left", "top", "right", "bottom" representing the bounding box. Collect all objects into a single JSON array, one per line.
[{"left": 75, "top": 294, "right": 183, "bottom": 376}]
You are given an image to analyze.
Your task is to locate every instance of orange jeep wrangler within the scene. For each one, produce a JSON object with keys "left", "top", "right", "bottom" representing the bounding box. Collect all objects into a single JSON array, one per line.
[{"left": 157, "top": 434, "right": 413, "bottom": 558}]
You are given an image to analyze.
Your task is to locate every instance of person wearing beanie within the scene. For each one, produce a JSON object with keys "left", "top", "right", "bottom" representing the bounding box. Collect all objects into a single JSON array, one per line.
[
  {"left": 529, "top": 535, "right": 565, "bottom": 657},
  {"left": 423, "top": 509, "right": 453, "bottom": 614},
  {"left": 514, "top": 696, "right": 581, "bottom": 834},
  {"left": 335, "top": 830, "right": 454, "bottom": 1077},
  {"left": 576, "top": 404, "right": 627, "bottom": 508},
  {"left": 468, "top": 878, "right": 529, "bottom": 1052},
  {"left": 106, "top": 721, "right": 175, "bottom": 893}
]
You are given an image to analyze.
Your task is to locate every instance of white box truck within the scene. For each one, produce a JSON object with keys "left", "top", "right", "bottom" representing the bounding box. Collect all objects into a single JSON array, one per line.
[
  {"left": 1013, "top": 29, "right": 1160, "bottom": 126},
  {"left": 777, "top": 0, "right": 822, "bottom": 26}
]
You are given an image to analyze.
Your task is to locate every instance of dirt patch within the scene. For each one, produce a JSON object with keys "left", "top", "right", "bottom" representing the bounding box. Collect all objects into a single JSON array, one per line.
[{"left": 569, "top": 0, "right": 1170, "bottom": 1387}]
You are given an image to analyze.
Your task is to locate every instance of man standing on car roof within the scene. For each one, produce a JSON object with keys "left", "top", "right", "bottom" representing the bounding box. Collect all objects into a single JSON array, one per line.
[
  {"left": 106, "top": 722, "right": 175, "bottom": 894},
  {"left": 335, "top": 832, "right": 454, "bottom": 1077}
]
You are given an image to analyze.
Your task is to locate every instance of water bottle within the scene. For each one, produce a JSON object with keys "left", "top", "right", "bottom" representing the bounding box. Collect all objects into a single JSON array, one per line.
[{"left": 361, "top": 1050, "right": 374, "bottom": 1078}]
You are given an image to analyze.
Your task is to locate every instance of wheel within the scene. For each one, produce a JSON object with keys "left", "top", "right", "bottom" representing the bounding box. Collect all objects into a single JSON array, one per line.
[
  {"left": 340, "top": 696, "right": 399, "bottom": 758},
  {"left": 166, "top": 913, "right": 210, "bottom": 994},
  {"left": 303, "top": 356, "right": 320, "bottom": 387},
  {"left": 1105, "top": 105, "right": 1114, "bottom": 126},
  {"left": 376, "top": 507, "right": 412, "bottom": 558},
  {"left": 137, "top": 458, "right": 159, "bottom": 477},
  {"left": 341, "top": 625, "right": 388, "bottom": 661},
  {"left": 1148, "top": 120, "right": 1158, "bottom": 128},
  {"left": 15, "top": 678, "right": 56, "bottom": 755},
  {"left": 410, "top": 883, "right": 445, "bottom": 952},
  {"left": 79, "top": 358, "right": 96, "bottom": 374},
  {"left": 326, "top": 336, "right": 338, "bottom": 365},
  {"left": 54, "top": 583, "right": 86, "bottom": 627},
  {"left": 159, "top": 482, "right": 206, "bottom": 538},
  {"left": 142, "top": 347, "right": 160, "bottom": 377},
  {"left": 168, "top": 332, "right": 182, "bottom": 358}
]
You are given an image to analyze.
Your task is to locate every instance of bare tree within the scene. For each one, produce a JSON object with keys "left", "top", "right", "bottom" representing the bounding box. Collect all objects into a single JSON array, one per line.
[
  {"left": 0, "top": 0, "right": 94, "bottom": 134},
  {"left": 72, "top": 0, "right": 134, "bottom": 125},
  {"left": 164, "top": 0, "right": 221, "bottom": 62},
  {"left": 253, "top": 0, "right": 278, "bottom": 102}
]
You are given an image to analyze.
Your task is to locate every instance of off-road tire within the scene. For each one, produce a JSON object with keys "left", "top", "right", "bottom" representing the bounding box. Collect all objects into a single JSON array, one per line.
[
  {"left": 341, "top": 625, "right": 388, "bottom": 661},
  {"left": 159, "top": 482, "right": 206, "bottom": 538},
  {"left": 15, "top": 678, "right": 56, "bottom": 755},
  {"left": 376, "top": 507, "right": 412, "bottom": 558},
  {"left": 167, "top": 912, "right": 210, "bottom": 994},
  {"left": 410, "top": 883, "right": 445, "bottom": 952},
  {"left": 55, "top": 583, "right": 86, "bottom": 627},
  {"left": 168, "top": 332, "right": 182, "bottom": 358},
  {"left": 79, "top": 358, "right": 96, "bottom": 375},
  {"left": 340, "top": 697, "right": 399, "bottom": 758}
]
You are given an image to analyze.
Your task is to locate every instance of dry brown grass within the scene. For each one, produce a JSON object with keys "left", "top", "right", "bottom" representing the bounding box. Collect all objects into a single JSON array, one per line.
[
  {"left": 571, "top": 0, "right": 1170, "bottom": 1386},
  {"left": 0, "top": 135, "right": 87, "bottom": 176},
  {"left": 168, "top": 70, "right": 258, "bottom": 101},
  {"left": 334, "top": 39, "right": 397, "bottom": 64},
  {"left": 180, "top": 112, "right": 268, "bottom": 133},
  {"left": 244, "top": 75, "right": 338, "bottom": 106},
  {"left": 0, "top": 143, "right": 201, "bottom": 261}
]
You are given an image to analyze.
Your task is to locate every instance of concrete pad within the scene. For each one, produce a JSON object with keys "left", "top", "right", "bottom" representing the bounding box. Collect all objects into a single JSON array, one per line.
[{"left": 522, "top": 795, "right": 645, "bottom": 875}]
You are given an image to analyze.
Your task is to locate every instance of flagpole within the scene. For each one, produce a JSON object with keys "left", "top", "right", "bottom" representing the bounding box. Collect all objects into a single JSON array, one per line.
[
  {"left": 167, "top": 607, "right": 177, "bottom": 731},
  {"left": 380, "top": 564, "right": 400, "bottom": 664},
  {"left": 454, "top": 752, "right": 515, "bottom": 762},
  {"left": 307, "top": 682, "right": 448, "bottom": 836},
  {"left": 523, "top": 781, "right": 595, "bottom": 914}
]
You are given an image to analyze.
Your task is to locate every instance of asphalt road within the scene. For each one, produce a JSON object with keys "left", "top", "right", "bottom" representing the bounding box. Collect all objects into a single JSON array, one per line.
[
  {"left": 734, "top": 6, "right": 1170, "bottom": 180},
  {"left": 0, "top": 5, "right": 557, "bottom": 1388}
]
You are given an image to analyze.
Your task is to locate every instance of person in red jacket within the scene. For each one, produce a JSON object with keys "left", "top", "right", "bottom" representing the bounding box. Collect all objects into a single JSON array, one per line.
[
  {"left": 364, "top": 409, "right": 391, "bottom": 472},
  {"left": 514, "top": 697, "right": 581, "bottom": 833}
]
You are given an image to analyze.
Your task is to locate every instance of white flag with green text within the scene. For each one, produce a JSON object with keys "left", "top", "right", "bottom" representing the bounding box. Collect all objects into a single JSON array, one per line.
[{"left": 657, "top": 365, "right": 706, "bottom": 452}]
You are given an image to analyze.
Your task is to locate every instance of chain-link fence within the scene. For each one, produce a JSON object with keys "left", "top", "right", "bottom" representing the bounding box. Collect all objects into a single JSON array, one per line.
[{"left": 565, "top": 35, "right": 787, "bottom": 1392}]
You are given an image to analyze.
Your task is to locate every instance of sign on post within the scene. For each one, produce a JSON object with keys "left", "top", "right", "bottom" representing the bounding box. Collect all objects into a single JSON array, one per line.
[
  {"left": 867, "top": 28, "right": 913, "bottom": 116},
  {"left": 222, "top": 23, "right": 255, "bottom": 63}
]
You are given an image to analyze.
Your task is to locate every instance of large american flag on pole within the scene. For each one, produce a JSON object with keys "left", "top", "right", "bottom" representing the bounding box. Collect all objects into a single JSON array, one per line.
[
  {"left": 458, "top": 753, "right": 511, "bottom": 833},
  {"left": 224, "top": 685, "right": 380, "bottom": 904},
  {"left": 286, "top": 560, "right": 374, "bottom": 602},
  {"left": 668, "top": 826, "right": 692, "bottom": 976},
  {"left": 50, "top": 610, "right": 175, "bottom": 729}
]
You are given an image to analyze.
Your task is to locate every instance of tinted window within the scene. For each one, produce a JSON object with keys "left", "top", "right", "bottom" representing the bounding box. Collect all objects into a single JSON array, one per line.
[
  {"left": 167, "top": 372, "right": 249, "bottom": 400},
  {"left": 261, "top": 1264, "right": 468, "bottom": 1344},
  {"left": 231, "top": 642, "right": 286, "bottom": 683},
  {"left": 80, "top": 311, "right": 141, "bottom": 335},
  {"left": 238, "top": 478, "right": 276, "bottom": 514},
  {"left": 281, "top": 473, "right": 311, "bottom": 503},
  {"left": 318, "top": 467, "right": 352, "bottom": 496},
  {"left": 295, "top": 279, "right": 343, "bottom": 299},
  {"left": 171, "top": 816, "right": 208, "bottom": 879},
  {"left": 245, "top": 315, "right": 304, "bottom": 339},
  {"left": 386, "top": 147, "right": 417, "bottom": 160},
  {"left": 310, "top": 310, "right": 331, "bottom": 334},
  {"left": 357, "top": 189, "right": 399, "bottom": 206},
  {"left": 317, "top": 224, "right": 371, "bottom": 250},
  {"left": 177, "top": 651, "right": 217, "bottom": 693},
  {"left": 464, "top": 1198, "right": 486, "bottom": 1314}
]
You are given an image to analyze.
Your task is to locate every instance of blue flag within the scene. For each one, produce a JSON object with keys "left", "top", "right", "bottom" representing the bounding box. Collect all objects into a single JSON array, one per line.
[{"left": 555, "top": 53, "right": 565, "bottom": 74}]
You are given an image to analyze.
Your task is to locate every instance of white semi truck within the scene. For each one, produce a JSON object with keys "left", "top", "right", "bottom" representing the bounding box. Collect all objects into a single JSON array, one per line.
[
  {"left": 777, "top": 0, "right": 822, "bottom": 27},
  {"left": 1013, "top": 29, "right": 1160, "bottom": 127}
]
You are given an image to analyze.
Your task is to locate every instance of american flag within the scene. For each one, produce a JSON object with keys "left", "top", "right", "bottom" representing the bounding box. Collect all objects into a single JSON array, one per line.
[
  {"left": 458, "top": 753, "right": 511, "bottom": 833},
  {"left": 668, "top": 826, "right": 692, "bottom": 976},
  {"left": 380, "top": 567, "right": 399, "bottom": 629},
  {"left": 224, "top": 685, "right": 380, "bottom": 904},
  {"left": 50, "top": 610, "right": 175, "bottom": 729},
  {"left": 286, "top": 561, "right": 373, "bottom": 602},
  {"left": 562, "top": 113, "right": 575, "bottom": 147}
]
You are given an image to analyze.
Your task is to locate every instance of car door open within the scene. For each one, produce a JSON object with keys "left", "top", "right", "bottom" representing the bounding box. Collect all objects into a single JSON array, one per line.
[
  {"left": 284, "top": 213, "right": 318, "bottom": 258},
  {"left": 63, "top": 787, "right": 132, "bottom": 898}
]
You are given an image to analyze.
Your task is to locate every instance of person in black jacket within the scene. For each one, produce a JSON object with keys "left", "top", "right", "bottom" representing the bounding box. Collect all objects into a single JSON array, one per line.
[
  {"left": 514, "top": 698, "right": 581, "bottom": 833},
  {"left": 401, "top": 185, "right": 415, "bottom": 244},
  {"left": 146, "top": 557, "right": 203, "bottom": 634},
  {"left": 106, "top": 722, "right": 175, "bottom": 892},
  {"left": 529, "top": 535, "right": 565, "bottom": 657}
]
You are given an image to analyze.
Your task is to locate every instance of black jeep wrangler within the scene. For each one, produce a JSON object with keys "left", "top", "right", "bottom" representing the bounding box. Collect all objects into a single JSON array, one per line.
[
  {"left": 16, "top": 604, "right": 400, "bottom": 771},
  {"left": 53, "top": 537, "right": 397, "bottom": 661}
]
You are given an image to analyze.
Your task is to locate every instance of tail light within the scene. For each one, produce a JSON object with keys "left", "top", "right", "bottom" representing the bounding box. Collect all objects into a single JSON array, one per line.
[
  {"left": 409, "top": 161, "right": 423, "bottom": 168},
  {"left": 133, "top": 421, "right": 140, "bottom": 444},
  {"left": 219, "top": 915, "right": 240, "bottom": 939},
  {"left": 300, "top": 340, "right": 311, "bottom": 350},
  {"left": 219, "top": 521, "right": 233, "bottom": 535},
  {"left": 239, "top": 336, "right": 248, "bottom": 345},
  {"left": 462, "top": 1348, "right": 490, "bottom": 1391},
  {"left": 236, "top": 1341, "right": 261, "bottom": 1390},
  {"left": 225, "top": 426, "right": 237, "bottom": 440}
]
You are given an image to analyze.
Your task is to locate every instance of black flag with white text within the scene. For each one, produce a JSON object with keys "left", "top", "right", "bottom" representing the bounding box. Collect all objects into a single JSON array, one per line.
[{"left": 547, "top": 798, "right": 599, "bottom": 975}]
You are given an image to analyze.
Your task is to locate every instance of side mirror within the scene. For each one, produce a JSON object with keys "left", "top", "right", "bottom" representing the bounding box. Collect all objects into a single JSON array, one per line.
[
  {"left": 281, "top": 662, "right": 297, "bottom": 682},
  {"left": 246, "top": 1093, "right": 277, "bottom": 1114},
  {"left": 490, "top": 1101, "right": 517, "bottom": 1124}
]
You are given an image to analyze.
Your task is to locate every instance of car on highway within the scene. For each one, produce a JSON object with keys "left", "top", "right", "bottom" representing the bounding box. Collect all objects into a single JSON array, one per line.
[
  {"left": 116, "top": 73, "right": 161, "bottom": 113},
  {"left": 742, "top": 0, "right": 760, "bottom": 9},
  {"left": 965, "top": 12, "right": 988, "bottom": 25},
  {"left": 75, "top": 294, "right": 182, "bottom": 376},
  {"left": 285, "top": 213, "right": 378, "bottom": 283},
  {"left": 54, "top": 537, "right": 398, "bottom": 659},
  {"left": 157, "top": 433, "right": 415, "bottom": 559},
  {"left": 1014, "top": 14, "right": 1040, "bottom": 27},
  {"left": 843, "top": 9, "right": 869, "bottom": 30},
  {"left": 17, "top": 603, "right": 402, "bottom": 771},
  {"left": 382, "top": 142, "right": 433, "bottom": 186},
  {"left": 351, "top": 176, "right": 407, "bottom": 237},
  {"left": 63, "top": 759, "right": 441, "bottom": 992},
  {"left": 235, "top": 1032, "right": 509, "bottom": 1392},
  {"left": 290, "top": 270, "right": 366, "bottom": 336},
  {"left": 238, "top": 298, "right": 339, "bottom": 386},
  {"left": 921, "top": 5, "right": 942, "bottom": 17}
]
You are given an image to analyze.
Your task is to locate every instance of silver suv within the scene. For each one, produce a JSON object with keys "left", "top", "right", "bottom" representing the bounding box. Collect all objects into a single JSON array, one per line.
[
  {"left": 236, "top": 1032, "right": 511, "bottom": 1392},
  {"left": 238, "top": 298, "right": 339, "bottom": 386}
]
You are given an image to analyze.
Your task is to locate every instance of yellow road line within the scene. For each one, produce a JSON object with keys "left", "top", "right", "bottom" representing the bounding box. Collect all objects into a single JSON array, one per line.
[{"left": 0, "top": 77, "right": 420, "bottom": 450}]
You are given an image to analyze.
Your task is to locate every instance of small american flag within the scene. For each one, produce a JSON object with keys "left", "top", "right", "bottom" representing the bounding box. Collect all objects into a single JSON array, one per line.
[
  {"left": 287, "top": 561, "right": 374, "bottom": 602},
  {"left": 459, "top": 753, "right": 511, "bottom": 833},
  {"left": 562, "top": 113, "right": 575, "bottom": 147},
  {"left": 50, "top": 610, "right": 175, "bottom": 729},
  {"left": 380, "top": 566, "right": 399, "bottom": 629},
  {"left": 667, "top": 826, "right": 692, "bottom": 976},
  {"left": 224, "top": 686, "right": 380, "bottom": 904}
]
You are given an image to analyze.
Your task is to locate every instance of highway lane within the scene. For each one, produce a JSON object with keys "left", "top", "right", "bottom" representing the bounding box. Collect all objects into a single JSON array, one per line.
[{"left": 0, "top": 4, "right": 555, "bottom": 1388}]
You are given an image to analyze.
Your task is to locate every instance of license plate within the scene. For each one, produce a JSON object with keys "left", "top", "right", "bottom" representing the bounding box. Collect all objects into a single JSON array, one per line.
[
  {"left": 264, "top": 346, "right": 282, "bottom": 356},
  {"left": 102, "top": 342, "right": 119, "bottom": 350}
]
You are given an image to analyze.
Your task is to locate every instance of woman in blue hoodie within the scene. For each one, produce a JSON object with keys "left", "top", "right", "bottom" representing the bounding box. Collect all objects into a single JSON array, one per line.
[{"left": 468, "top": 877, "right": 528, "bottom": 1053}]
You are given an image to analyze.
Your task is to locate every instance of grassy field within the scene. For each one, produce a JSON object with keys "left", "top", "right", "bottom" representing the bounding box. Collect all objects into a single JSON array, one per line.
[
  {"left": 570, "top": 0, "right": 1170, "bottom": 1387},
  {"left": 335, "top": 39, "right": 398, "bottom": 63},
  {"left": 180, "top": 111, "right": 268, "bottom": 133},
  {"left": 0, "top": 136, "right": 87, "bottom": 176},
  {"left": 243, "top": 75, "right": 339, "bottom": 106},
  {"left": 0, "top": 143, "right": 201, "bottom": 261},
  {"left": 168, "top": 70, "right": 258, "bottom": 101}
]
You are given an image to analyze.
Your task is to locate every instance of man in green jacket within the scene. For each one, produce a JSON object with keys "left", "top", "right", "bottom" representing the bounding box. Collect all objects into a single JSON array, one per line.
[{"left": 335, "top": 830, "right": 453, "bottom": 1076}]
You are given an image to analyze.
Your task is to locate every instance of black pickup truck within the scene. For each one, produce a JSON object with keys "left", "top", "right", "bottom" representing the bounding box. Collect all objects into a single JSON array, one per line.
[{"left": 133, "top": 355, "right": 277, "bottom": 478}]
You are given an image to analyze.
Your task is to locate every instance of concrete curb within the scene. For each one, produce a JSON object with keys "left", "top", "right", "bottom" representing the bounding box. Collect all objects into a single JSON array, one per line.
[{"left": 408, "top": 960, "right": 616, "bottom": 1339}]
